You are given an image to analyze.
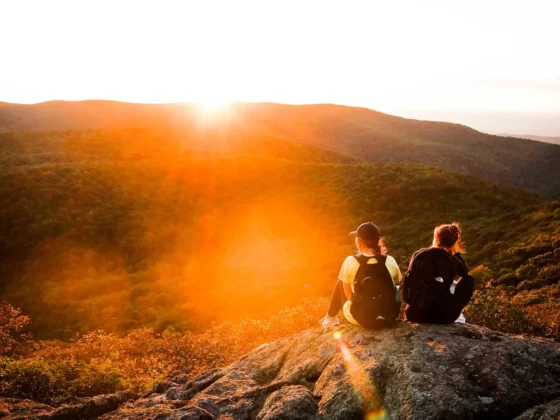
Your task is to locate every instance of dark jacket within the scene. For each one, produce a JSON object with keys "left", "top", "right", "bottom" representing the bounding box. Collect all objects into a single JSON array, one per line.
[{"left": 407, "top": 247, "right": 469, "bottom": 279}]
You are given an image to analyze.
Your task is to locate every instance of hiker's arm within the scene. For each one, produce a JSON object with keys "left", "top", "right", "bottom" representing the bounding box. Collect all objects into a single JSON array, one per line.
[
  {"left": 407, "top": 250, "right": 419, "bottom": 270},
  {"left": 453, "top": 253, "right": 469, "bottom": 277},
  {"left": 338, "top": 256, "right": 354, "bottom": 300},
  {"left": 343, "top": 282, "right": 353, "bottom": 300}
]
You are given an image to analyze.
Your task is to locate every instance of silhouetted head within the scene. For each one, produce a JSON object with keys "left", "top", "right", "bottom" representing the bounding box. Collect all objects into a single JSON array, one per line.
[
  {"left": 350, "top": 222, "right": 387, "bottom": 255},
  {"left": 432, "top": 222, "right": 465, "bottom": 254}
]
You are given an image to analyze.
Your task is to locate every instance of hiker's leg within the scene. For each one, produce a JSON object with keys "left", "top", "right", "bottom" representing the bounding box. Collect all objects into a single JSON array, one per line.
[{"left": 327, "top": 280, "right": 347, "bottom": 317}]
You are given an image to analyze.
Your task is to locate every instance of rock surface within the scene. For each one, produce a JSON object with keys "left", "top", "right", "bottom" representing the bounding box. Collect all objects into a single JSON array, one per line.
[
  {"left": 0, "top": 399, "right": 52, "bottom": 419},
  {"left": 515, "top": 397, "right": 560, "bottom": 420},
  {"left": 2, "top": 322, "right": 560, "bottom": 419},
  {"left": 0, "top": 391, "right": 134, "bottom": 420}
]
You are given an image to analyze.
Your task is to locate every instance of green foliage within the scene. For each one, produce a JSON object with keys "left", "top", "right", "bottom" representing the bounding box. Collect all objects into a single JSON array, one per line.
[
  {"left": 465, "top": 287, "right": 545, "bottom": 337},
  {"left": 469, "top": 265, "right": 493, "bottom": 285},
  {"left": 0, "top": 359, "right": 57, "bottom": 403},
  {"left": 1, "top": 101, "right": 560, "bottom": 196},
  {"left": 0, "top": 298, "right": 326, "bottom": 405},
  {"left": 0, "top": 127, "right": 558, "bottom": 341},
  {"left": 0, "top": 301, "right": 31, "bottom": 357},
  {"left": 0, "top": 128, "right": 544, "bottom": 339},
  {"left": 464, "top": 201, "right": 560, "bottom": 337},
  {"left": 0, "top": 357, "right": 126, "bottom": 405}
]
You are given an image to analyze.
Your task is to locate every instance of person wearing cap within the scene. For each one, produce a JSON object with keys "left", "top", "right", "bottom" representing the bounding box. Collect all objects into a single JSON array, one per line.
[{"left": 320, "top": 222, "right": 402, "bottom": 327}]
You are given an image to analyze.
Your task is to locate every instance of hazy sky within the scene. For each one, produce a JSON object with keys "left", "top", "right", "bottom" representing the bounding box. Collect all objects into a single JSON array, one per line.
[{"left": 1, "top": 0, "right": 559, "bottom": 134}]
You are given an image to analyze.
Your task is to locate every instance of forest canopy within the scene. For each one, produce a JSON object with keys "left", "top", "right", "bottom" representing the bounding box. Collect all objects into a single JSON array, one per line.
[
  {"left": 2, "top": 101, "right": 560, "bottom": 197},
  {"left": 0, "top": 127, "right": 557, "bottom": 341}
]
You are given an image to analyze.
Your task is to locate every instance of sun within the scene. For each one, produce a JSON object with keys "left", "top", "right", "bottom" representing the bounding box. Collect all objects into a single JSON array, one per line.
[
  {"left": 192, "top": 91, "right": 235, "bottom": 123},
  {"left": 198, "top": 97, "right": 232, "bottom": 113}
]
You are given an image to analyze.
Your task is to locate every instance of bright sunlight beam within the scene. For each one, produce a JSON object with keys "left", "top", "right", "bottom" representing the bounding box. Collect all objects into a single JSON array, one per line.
[
  {"left": 194, "top": 95, "right": 234, "bottom": 123},
  {"left": 334, "top": 330, "right": 387, "bottom": 420},
  {"left": 198, "top": 94, "right": 231, "bottom": 112},
  {"left": 199, "top": 98, "right": 231, "bottom": 113}
]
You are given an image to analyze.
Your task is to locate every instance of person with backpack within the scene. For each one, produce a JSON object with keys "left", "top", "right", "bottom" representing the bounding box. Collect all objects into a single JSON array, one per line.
[
  {"left": 403, "top": 223, "right": 474, "bottom": 324},
  {"left": 320, "top": 222, "right": 402, "bottom": 328}
]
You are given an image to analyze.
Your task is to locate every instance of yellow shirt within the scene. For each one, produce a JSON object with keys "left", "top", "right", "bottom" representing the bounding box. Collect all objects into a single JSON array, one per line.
[{"left": 338, "top": 254, "right": 402, "bottom": 325}]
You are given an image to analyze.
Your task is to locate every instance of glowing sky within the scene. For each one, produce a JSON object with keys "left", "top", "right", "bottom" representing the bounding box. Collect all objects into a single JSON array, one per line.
[{"left": 1, "top": 0, "right": 559, "bottom": 132}]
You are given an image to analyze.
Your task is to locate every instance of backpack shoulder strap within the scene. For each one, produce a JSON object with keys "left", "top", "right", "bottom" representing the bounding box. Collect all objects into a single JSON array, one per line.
[
  {"left": 353, "top": 254, "right": 370, "bottom": 266},
  {"left": 376, "top": 254, "right": 388, "bottom": 265},
  {"left": 354, "top": 254, "right": 388, "bottom": 265}
]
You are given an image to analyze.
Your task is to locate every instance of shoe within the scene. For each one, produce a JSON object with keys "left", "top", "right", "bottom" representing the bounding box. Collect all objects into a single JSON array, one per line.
[
  {"left": 320, "top": 315, "right": 340, "bottom": 327},
  {"left": 455, "top": 313, "right": 466, "bottom": 323}
]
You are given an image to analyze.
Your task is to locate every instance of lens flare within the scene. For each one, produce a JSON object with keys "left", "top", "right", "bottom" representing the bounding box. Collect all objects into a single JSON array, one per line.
[
  {"left": 335, "top": 333, "right": 386, "bottom": 420},
  {"left": 365, "top": 408, "right": 388, "bottom": 420}
]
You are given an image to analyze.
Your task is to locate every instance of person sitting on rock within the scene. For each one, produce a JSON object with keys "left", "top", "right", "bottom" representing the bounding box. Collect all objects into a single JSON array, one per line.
[
  {"left": 403, "top": 223, "right": 474, "bottom": 324},
  {"left": 320, "top": 222, "right": 402, "bottom": 328}
]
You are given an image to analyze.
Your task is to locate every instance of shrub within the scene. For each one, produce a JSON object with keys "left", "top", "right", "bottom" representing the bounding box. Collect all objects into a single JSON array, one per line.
[
  {"left": 470, "top": 265, "right": 493, "bottom": 285},
  {"left": 0, "top": 357, "right": 126, "bottom": 406},
  {"left": 465, "top": 288, "right": 545, "bottom": 336},
  {"left": 0, "top": 302, "right": 31, "bottom": 357},
  {"left": 0, "top": 298, "right": 326, "bottom": 405},
  {"left": 0, "top": 358, "right": 58, "bottom": 404}
]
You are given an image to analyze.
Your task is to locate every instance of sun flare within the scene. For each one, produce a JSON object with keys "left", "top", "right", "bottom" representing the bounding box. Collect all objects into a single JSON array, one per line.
[{"left": 198, "top": 97, "right": 232, "bottom": 113}]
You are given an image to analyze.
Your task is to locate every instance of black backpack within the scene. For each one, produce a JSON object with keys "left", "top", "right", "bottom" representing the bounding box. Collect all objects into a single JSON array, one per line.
[
  {"left": 403, "top": 248, "right": 456, "bottom": 309},
  {"left": 349, "top": 254, "right": 400, "bottom": 329}
]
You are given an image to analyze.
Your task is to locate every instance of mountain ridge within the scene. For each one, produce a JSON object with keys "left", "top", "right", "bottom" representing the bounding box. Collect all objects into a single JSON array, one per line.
[
  {"left": 498, "top": 133, "right": 560, "bottom": 145},
  {"left": 1, "top": 100, "right": 559, "bottom": 197}
]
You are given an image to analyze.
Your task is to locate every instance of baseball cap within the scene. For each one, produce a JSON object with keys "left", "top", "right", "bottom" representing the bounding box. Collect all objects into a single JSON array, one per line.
[{"left": 349, "top": 222, "right": 380, "bottom": 240}]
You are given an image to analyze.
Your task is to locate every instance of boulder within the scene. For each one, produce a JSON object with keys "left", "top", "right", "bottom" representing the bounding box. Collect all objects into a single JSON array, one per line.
[
  {"left": 256, "top": 386, "right": 317, "bottom": 420},
  {"left": 2, "top": 322, "right": 560, "bottom": 419},
  {"left": 515, "top": 397, "right": 560, "bottom": 419}
]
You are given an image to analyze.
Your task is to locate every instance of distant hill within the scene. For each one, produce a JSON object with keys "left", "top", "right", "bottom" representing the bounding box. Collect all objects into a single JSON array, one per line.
[
  {"left": 0, "top": 127, "right": 359, "bottom": 167},
  {"left": 1, "top": 100, "right": 560, "bottom": 197},
  {"left": 499, "top": 133, "right": 560, "bottom": 145}
]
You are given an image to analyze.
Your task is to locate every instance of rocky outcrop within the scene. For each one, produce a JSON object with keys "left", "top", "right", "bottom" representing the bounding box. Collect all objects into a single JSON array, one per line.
[
  {"left": 0, "top": 391, "right": 135, "bottom": 420},
  {"left": 2, "top": 322, "right": 560, "bottom": 419},
  {"left": 0, "top": 399, "right": 52, "bottom": 419}
]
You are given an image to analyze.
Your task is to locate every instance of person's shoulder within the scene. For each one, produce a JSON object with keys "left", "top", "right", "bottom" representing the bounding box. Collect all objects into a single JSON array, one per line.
[
  {"left": 339, "top": 255, "right": 360, "bottom": 283},
  {"left": 410, "top": 248, "right": 429, "bottom": 260},
  {"left": 453, "top": 252, "right": 466, "bottom": 262},
  {"left": 451, "top": 252, "right": 469, "bottom": 273},
  {"left": 343, "top": 255, "right": 358, "bottom": 264},
  {"left": 341, "top": 255, "right": 359, "bottom": 269},
  {"left": 384, "top": 254, "right": 398, "bottom": 265}
]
